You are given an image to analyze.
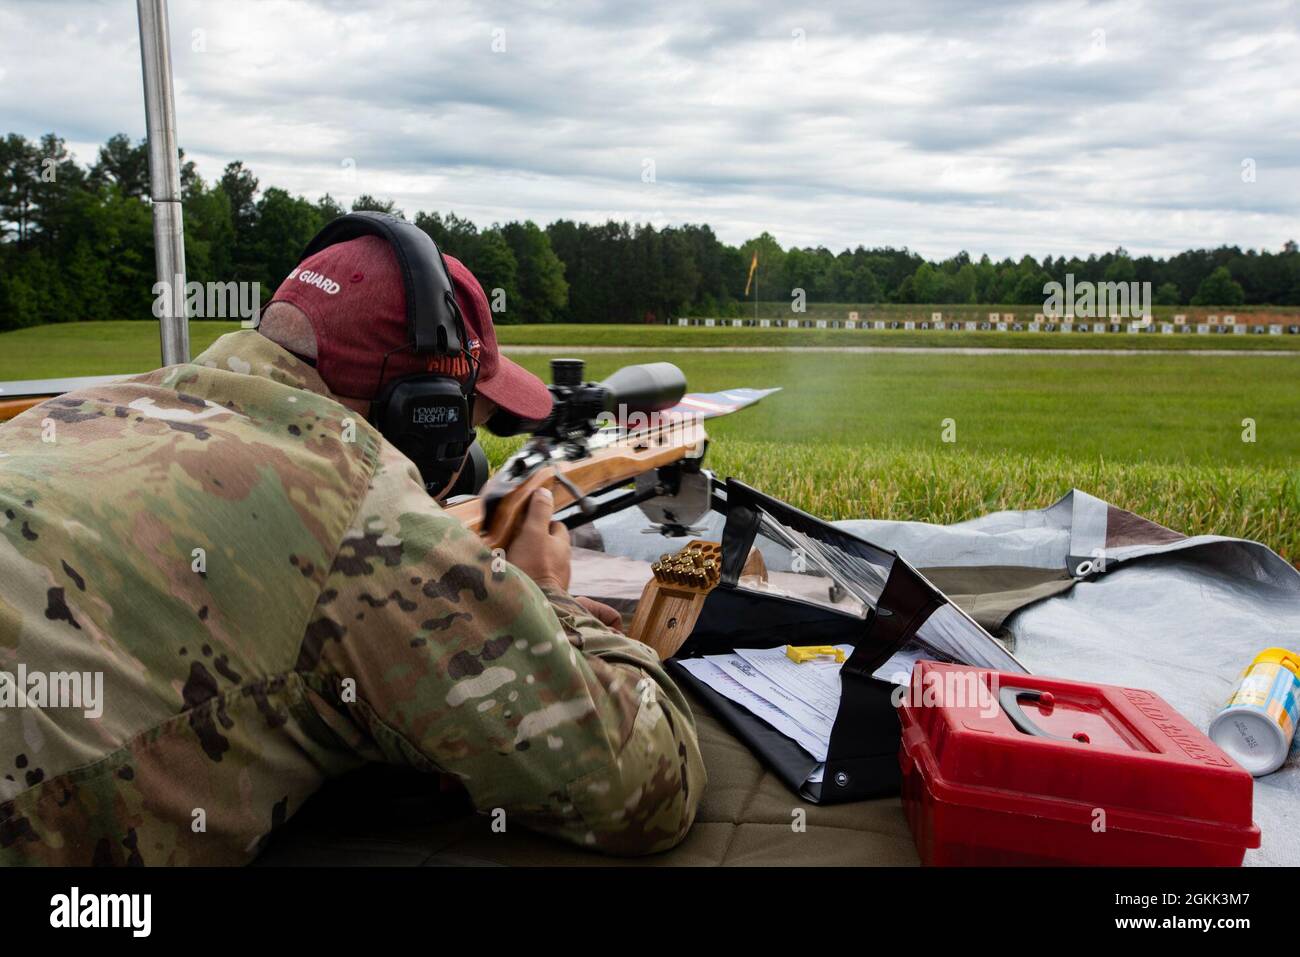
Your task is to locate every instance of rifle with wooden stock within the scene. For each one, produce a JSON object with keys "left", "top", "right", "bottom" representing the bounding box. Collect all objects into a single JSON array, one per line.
[
  {"left": 445, "top": 357, "right": 737, "bottom": 658},
  {"left": 445, "top": 358, "right": 714, "bottom": 550}
]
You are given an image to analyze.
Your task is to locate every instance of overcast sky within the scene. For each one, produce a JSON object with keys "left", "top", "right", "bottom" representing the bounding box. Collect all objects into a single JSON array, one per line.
[{"left": 2, "top": 0, "right": 1297, "bottom": 259}]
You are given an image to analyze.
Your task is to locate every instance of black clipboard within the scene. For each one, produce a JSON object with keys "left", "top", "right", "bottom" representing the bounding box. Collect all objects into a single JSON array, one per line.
[{"left": 669, "top": 480, "right": 1003, "bottom": 804}]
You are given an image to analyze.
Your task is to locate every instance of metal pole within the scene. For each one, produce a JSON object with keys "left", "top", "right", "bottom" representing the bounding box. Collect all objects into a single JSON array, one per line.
[{"left": 137, "top": 0, "right": 189, "bottom": 365}]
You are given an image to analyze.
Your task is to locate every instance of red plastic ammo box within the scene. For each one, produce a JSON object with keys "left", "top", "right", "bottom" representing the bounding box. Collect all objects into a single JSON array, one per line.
[{"left": 897, "top": 661, "right": 1262, "bottom": 866}]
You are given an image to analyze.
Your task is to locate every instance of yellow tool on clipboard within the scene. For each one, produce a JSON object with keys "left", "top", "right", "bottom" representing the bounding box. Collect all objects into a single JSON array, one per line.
[{"left": 785, "top": 645, "right": 847, "bottom": 664}]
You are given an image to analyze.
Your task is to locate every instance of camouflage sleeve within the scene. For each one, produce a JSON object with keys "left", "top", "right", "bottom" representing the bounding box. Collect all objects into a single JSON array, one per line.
[{"left": 301, "top": 443, "right": 705, "bottom": 855}]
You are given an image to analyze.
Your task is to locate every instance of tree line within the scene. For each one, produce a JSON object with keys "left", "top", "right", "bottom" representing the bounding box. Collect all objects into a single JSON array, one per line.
[{"left": 2, "top": 131, "right": 1299, "bottom": 332}]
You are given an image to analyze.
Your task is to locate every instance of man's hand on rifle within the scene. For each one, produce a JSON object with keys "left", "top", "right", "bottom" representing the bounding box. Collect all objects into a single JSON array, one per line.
[
  {"left": 506, "top": 486, "right": 573, "bottom": 593},
  {"left": 504, "top": 486, "right": 624, "bottom": 632}
]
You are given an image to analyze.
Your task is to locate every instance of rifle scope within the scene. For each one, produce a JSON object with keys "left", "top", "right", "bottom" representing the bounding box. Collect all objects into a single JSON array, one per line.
[{"left": 486, "top": 358, "right": 686, "bottom": 438}]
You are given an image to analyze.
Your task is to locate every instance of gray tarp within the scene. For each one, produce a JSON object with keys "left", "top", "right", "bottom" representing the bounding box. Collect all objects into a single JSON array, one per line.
[{"left": 588, "top": 489, "right": 1300, "bottom": 866}]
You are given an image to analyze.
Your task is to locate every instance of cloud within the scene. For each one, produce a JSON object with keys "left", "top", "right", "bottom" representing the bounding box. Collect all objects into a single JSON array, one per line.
[{"left": 2, "top": 0, "right": 1297, "bottom": 259}]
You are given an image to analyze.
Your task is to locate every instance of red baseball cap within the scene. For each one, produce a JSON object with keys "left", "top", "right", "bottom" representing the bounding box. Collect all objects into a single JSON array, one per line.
[{"left": 266, "top": 234, "right": 552, "bottom": 421}]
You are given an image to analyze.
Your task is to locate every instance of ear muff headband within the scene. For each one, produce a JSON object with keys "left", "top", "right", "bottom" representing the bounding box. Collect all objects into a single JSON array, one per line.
[
  {"left": 297, "top": 211, "right": 484, "bottom": 496},
  {"left": 299, "top": 210, "right": 464, "bottom": 356}
]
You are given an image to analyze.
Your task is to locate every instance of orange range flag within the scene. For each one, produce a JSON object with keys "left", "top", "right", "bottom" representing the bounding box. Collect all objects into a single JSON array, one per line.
[{"left": 744, "top": 250, "right": 758, "bottom": 296}]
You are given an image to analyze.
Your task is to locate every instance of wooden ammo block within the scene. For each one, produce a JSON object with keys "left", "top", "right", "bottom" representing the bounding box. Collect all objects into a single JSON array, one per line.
[
  {"left": 630, "top": 540, "right": 723, "bottom": 659},
  {"left": 630, "top": 541, "right": 771, "bottom": 659}
]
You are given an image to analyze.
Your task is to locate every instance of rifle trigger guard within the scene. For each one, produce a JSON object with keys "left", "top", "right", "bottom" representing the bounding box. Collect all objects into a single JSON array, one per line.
[{"left": 553, "top": 472, "right": 597, "bottom": 516}]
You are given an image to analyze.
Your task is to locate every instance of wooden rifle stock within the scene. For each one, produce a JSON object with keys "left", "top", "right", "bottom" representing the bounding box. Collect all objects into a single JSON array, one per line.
[
  {"left": 445, "top": 417, "right": 707, "bottom": 550},
  {"left": 0, "top": 397, "right": 44, "bottom": 422}
]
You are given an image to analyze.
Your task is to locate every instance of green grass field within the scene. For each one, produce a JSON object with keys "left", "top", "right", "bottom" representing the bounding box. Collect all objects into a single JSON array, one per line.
[
  {"left": 491, "top": 323, "right": 1294, "bottom": 348},
  {"left": 3, "top": 321, "right": 1297, "bottom": 562},
  {"left": 0, "top": 321, "right": 241, "bottom": 380},
  {"left": 484, "top": 349, "right": 1300, "bottom": 563},
  {"left": 497, "top": 323, "right": 1300, "bottom": 351},
  {"left": 0, "top": 321, "right": 1297, "bottom": 382}
]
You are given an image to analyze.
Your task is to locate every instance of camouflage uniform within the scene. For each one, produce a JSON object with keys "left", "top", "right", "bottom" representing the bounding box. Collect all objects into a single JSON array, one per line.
[{"left": 0, "top": 330, "right": 704, "bottom": 865}]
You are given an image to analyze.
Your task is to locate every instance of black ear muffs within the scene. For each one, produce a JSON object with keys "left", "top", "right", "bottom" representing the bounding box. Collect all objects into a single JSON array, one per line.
[
  {"left": 371, "top": 374, "right": 475, "bottom": 495},
  {"left": 298, "top": 211, "right": 478, "bottom": 495},
  {"left": 446, "top": 438, "right": 490, "bottom": 499}
]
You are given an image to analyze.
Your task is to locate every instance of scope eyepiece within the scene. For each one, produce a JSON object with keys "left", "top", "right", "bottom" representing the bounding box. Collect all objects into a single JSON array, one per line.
[{"left": 550, "top": 358, "right": 585, "bottom": 388}]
